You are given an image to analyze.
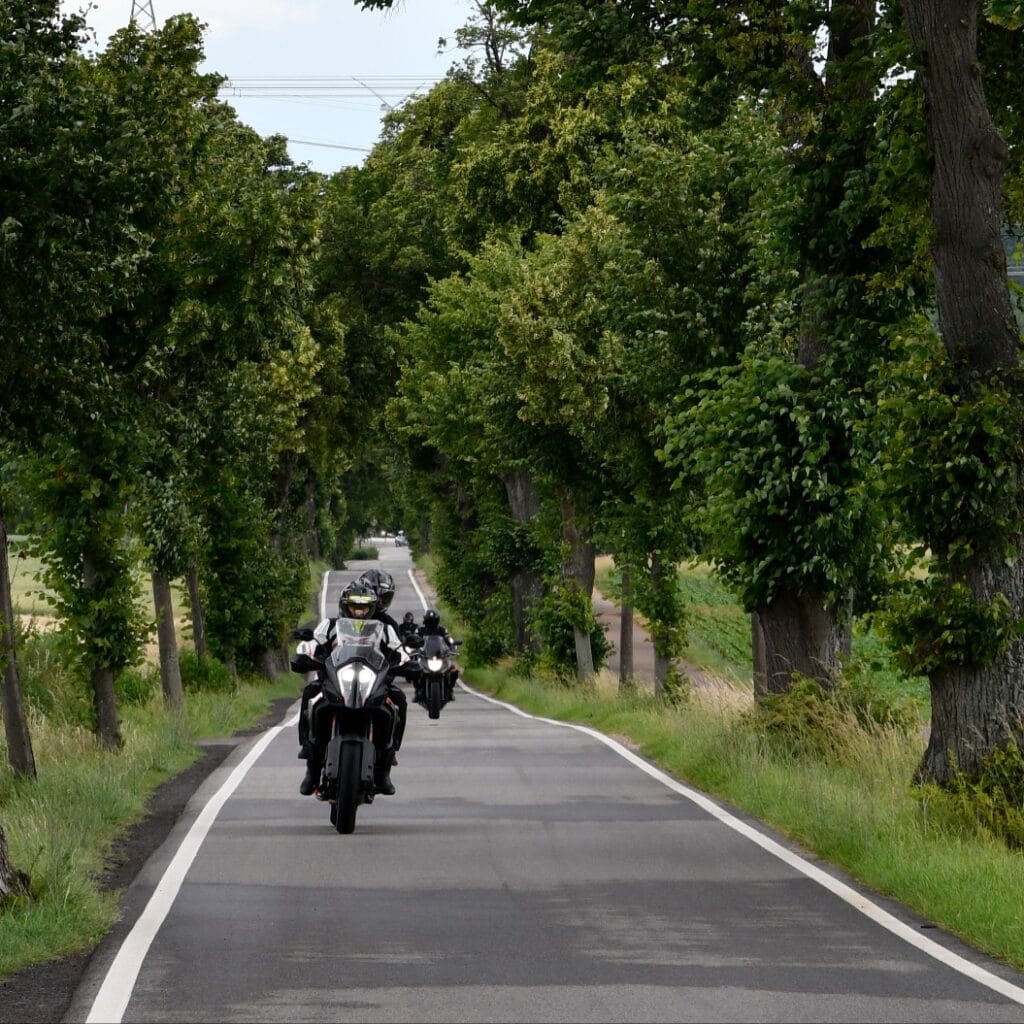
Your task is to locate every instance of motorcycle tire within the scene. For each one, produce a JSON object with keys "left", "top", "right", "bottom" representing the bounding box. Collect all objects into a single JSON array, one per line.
[
  {"left": 334, "top": 742, "right": 362, "bottom": 834},
  {"left": 426, "top": 677, "right": 443, "bottom": 720}
]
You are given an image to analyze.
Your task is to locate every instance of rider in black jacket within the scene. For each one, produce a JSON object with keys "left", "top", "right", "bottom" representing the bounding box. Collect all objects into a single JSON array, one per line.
[{"left": 296, "top": 579, "right": 407, "bottom": 796}]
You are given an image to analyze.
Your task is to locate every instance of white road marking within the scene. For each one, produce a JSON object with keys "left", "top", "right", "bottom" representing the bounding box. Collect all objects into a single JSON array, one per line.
[
  {"left": 84, "top": 712, "right": 299, "bottom": 1024},
  {"left": 407, "top": 567, "right": 428, "bottom": 609}
]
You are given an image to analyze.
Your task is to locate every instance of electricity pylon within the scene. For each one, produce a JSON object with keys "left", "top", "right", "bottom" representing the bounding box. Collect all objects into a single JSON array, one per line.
[{"left": 129, "top": 0, "right": 156, "bottom": 32}]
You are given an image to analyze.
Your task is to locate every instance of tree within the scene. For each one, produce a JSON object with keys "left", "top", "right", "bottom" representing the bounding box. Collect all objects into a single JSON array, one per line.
[
  {"left": 0, "top": 0, "right": 151, "bottom": 753},
  {"left": 887, "top": 1, "right": 1024, "bottom": 783}
]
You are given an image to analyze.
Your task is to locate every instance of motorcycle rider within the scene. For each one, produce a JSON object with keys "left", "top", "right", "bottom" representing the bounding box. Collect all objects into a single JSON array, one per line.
[
  {"left": 356, "top": 568, "right": 398, "bottom": 628},
  {"left": 418, "top": 607, "right": 460, "bottom": 702},
  {"left": 297, "top": 579, "right": 407, "bottom": 797},
  {"left": 397, "top": 610, "right": 420, "bottom": 642}
]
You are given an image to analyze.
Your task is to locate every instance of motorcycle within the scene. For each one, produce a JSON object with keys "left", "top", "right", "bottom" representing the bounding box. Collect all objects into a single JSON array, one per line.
[
  {"left": 290, "top": 618, "right": 401, "bottom": 834},
  {"left": 405, "top": 632, "right": 461, "bottom": 720}
]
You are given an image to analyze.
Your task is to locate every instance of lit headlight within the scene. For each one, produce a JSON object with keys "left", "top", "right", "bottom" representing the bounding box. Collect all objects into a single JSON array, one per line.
[
  {"left": 357, "top": 666, "right": 376, "bottom": 685},
  {"left": 427, "top": 657, "right": 444, "bottom": 672},
  {"left": 340, "top": 666, "right": 357, "bottom": 684}
]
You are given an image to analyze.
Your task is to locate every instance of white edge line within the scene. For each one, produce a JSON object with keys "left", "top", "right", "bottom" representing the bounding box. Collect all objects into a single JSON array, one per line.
[
  {"left": 85, "top": 713, "right": 300, "bottom": 1024},
  {"left": 318, "top": 570, "right": 330, "bottom": 619},
  {"left": 460, "top": 680, "right": 1024, "bottom": 1006},
  {"left": 407, "top": 567, "right": 428, "bottom": 610}
]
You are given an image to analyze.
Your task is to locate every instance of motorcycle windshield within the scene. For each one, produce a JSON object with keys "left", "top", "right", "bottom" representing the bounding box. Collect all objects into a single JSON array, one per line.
[
  {"left": 330, "top": 618, "right": 387, "bottom": 674},
  {"left": 422, "top": 634, "right": 448, "bottom": 658}
]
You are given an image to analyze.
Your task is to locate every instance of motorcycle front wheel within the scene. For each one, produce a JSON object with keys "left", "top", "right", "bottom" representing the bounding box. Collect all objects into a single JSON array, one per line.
[
  {"left": 426, "top": 677, "right": 443, "bottom": 720},
  {"left": 334, "top": 742, "right": 362, "bottom": 834}
]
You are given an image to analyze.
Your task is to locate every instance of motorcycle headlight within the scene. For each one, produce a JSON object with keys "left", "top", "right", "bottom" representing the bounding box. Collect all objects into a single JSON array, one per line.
[
  {"left": 427, "top": 657, "right": 444, "bottom": 672},
  {"left": 357, "top": 665, "right": 376, "bottom": 685},
  {"left": 340, "top": 665, "right": 357, "bottom": 684}
]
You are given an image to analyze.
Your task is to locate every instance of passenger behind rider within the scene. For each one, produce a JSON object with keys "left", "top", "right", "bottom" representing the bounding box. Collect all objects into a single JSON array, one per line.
[{"left": 297, "top": 579, "right": 408, "bottom": 797}]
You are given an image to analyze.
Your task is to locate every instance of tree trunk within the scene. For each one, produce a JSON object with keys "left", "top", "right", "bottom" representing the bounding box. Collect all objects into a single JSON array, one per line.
[
  {"left": 619, "top": 565, "right": 634, "bottom": 688},
  {"left": 90, "top": 664, "right": 121, "bottom": 748},
  {"left": 502, "top": 470, "right": 543, "bottom": 653},
  {"left": 305, "top": 482, "right": 320, "bottom": 560},
  {"left": 752, "top": 585, "right": 849, "bottom": 698},
  {"left": 255, "top": 648, "right": 277, "bottom": 680},
  {"left": 187, "top": 560, "right": 207, "bottom": 659},
  {"left": 0, "top": 517, "right": 35, "bottom": 778},
  {"left": 152, "top": 570, "right": 184, "bottom": 708},
  {"left": 0, "top": 823, "right": 30, "bottom": 901},
  {"left": 557, "top": 487, "right": 596, "bottom": 682},
  {"left": 904, "top": 1, "right": 1024, "bottom": 783},
  {"left": 82, "top": 552, "right": 120, "bottom": 748}
]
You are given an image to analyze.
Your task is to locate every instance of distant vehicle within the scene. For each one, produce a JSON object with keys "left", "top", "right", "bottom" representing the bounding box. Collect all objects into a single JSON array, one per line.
[{"left": 394, "top": 533, "right": 408, "bottom": 547}]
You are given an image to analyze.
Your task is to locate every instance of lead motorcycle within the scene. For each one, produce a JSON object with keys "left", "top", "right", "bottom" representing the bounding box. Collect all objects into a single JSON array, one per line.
[
  {"left": 405, "top": 632, "right": 461, "bottom": 720},
  {"left": 290, "top": 618, "right": 400, "bottom": 834}
]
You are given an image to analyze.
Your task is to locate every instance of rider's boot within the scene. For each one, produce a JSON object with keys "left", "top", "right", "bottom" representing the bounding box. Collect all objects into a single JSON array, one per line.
[
  {"left": 374, "top": 756, "right": 396, "bottom": 796},
  {"left": 299, "top": 760, "right": 320, "bottom": 796}
]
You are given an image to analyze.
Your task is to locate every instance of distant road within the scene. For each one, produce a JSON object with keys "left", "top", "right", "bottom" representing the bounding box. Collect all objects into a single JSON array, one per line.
[{"left": 68, "top": 541, "right": 1024, "bottom": 1023}]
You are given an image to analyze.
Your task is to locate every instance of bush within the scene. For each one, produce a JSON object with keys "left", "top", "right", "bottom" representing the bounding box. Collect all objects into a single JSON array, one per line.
[
  {"left": 15, "top": 626, "right": 93, "bottom": 728},
  {"left": 179, "top": 651, "right": 235, "bottom": 694},
  {"left": 938, "top": 737, "right": 1024, "bottom": 850},
  {"left": 116, "top": 666, "right": 159, "bottom": 706},
  {"left": 346, "top": 546, "right": 379, "bottom": 561}
]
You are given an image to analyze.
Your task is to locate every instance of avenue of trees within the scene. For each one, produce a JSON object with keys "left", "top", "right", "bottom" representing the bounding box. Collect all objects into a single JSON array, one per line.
[{"left": 4, "top": 0, "right": 1024, "bottom": 888}]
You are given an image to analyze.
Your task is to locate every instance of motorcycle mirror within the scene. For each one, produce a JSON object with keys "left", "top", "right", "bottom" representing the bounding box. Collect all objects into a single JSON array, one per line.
[{"left": 291, "top": 627, "right": 315, "bottom": 642}]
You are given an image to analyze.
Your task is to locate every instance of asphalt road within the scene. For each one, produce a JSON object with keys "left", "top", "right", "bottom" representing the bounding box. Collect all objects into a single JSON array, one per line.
[{"left": 65, "top": 542, "right": 1024, "bottom": 1023}]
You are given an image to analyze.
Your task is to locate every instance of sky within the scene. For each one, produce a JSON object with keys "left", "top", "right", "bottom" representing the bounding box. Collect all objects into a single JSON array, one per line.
[{"left": 63, "top": 0, "right": 475, "bottom": 174}]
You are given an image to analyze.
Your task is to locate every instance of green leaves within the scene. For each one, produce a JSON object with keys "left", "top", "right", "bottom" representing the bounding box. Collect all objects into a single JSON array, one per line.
[{"left": 987, "top": 1, "right": 1024, "bottom": 29}]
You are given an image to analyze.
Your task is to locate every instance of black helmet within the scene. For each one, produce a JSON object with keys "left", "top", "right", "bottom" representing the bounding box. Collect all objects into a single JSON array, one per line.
[
  {"left": 402, "top": 611, "right": 416, "bottom": 625},
  {"left": 423, "top": 608, "right": 440, "bottom": 631},
  {"left": 357, "top": 568, "right": 396, "bottom": 610},
  {"left": 339, "top": 580, "right": 379, "bottom": 620}
]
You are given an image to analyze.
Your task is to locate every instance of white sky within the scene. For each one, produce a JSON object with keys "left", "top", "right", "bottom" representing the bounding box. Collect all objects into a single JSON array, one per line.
[{"left": 64, "top": 0, "right": 474, "bottom": 173}]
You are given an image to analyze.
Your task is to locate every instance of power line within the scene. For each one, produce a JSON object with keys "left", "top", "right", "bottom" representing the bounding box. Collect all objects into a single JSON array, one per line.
[{"left": 286, "top": 138, "right": 372, "bottom": 153}]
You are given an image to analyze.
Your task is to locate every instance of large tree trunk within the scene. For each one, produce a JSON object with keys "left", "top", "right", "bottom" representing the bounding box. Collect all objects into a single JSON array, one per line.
[
  {"left": 752, "top": 585, "right": 851, "bottom": 698},
  {"left": 618, "top": 565, "right": 634, "bottom": 688},
  {"left": 152, "top": 570, "right": 184, "bottom": 708},
  {"left": 502, "top": 470, "right": 544, "bottom": 653},
  {"left": 0, "top": 823, "right": 30, "bottom": 901},
  {"left": 187, "top": 560, "right": 207, "bottom": 659},
  {"left": 557, "top": 487, "right": 596, "bottom": 682},
  {"left": 0, "top": 518, "right": 35, "bottom": 778},
  {"left": 904, "top": 1, "right": 1024, "bottom": 783}
]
